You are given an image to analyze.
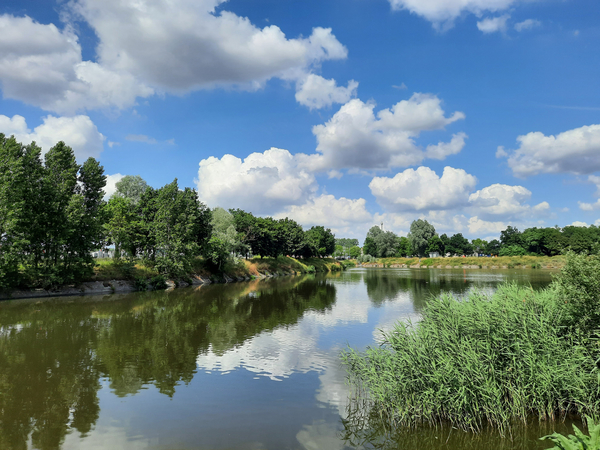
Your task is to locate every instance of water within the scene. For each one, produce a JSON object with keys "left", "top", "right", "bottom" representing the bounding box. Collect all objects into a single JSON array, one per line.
[{"left": 0, "top": 268, "right": 572, "bottom": 450}]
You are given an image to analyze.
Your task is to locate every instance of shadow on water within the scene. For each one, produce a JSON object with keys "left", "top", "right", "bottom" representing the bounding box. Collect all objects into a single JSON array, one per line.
[{"left": 0, "top": 275, "right": 336, "bottom": 450}]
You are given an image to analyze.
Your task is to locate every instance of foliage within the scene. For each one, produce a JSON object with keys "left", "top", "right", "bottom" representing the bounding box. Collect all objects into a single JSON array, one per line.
[
  {"left": 342, "top": 282, "right": 600, "bottom": 432},
  {"left": 112, "top": 175, "right": 149, "bottom": 204},
  {"left": 541, "top": 417, "right": 600, "bottom": 450},
  {"left": 446, "top": 232, "right": 473, "bottom": 256},
  {"left": 499, "top": 244, "right": 527, "bottom": 256},
  {"left": 0, "top": 136, "right": 106, "bottom": 288},
  {"left": 426, "top": 235, "right": 444, "bottom": 254},
  {"left": 149, "top": 275, "right": 168, "bottom": 290},
  {"left": 396, "top": 236, "right": 411, "bottom": 257},
  {"left": 348, "top": 246, "right": 361, "bottom": 259},
  {"left": 407, "top": 219, "right": 436, "bottom": 257},
  {"left": 553, "top": 251, "right": 600, "bottom": 335}
]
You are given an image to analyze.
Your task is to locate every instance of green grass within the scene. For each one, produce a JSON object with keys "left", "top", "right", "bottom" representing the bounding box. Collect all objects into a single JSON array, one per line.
[
  {"left": 358, "top": 255, "right": 565, "bottom": 269},
  {"left": 341, "top": 277, "right": 600, "bottom": 433}
]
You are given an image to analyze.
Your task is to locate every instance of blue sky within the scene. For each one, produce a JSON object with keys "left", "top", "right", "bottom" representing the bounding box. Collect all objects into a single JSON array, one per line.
[{"left": 1, "top": 0, "right": 599, "bottom": 240}]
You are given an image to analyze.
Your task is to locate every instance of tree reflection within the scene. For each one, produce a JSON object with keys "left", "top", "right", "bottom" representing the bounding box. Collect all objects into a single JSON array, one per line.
[{"left": 0, "top": 275, "right": 337, "bottom": 449}]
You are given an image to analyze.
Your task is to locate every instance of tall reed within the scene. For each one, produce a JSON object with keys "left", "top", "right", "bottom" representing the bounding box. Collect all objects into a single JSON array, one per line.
[{"left": 341, "top": 283, "right": 600, "bottom": 432}]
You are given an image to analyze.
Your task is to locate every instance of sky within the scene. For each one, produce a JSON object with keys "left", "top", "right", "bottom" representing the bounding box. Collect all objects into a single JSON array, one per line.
[{"left": 0, "top": 0, "right": 599, "bottom": 241}]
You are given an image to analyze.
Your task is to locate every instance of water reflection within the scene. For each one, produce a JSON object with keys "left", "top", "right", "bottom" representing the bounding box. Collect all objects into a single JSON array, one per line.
[
  {"left": 0, "top": 276, "right": 337, "bottom": 450},
  {"left": 0, "top": 269, "right": 555, "bottom": 450}
]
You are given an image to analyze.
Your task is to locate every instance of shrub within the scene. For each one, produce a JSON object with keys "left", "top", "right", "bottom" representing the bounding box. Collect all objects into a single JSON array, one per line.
[
  {"left": 305, "top": 265, "right": 316, "bottom": 274},
  {"left": 149, "top": 275, "right": 167, "bottom": 290},
  {"left": 133, "top": 277, "right": 148, "bottom": 291}
]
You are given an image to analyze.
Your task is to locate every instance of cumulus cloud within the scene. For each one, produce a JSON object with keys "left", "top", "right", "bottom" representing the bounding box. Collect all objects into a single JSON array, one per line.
[
  {"left": 514, "top": 19, "right": 541, "bottom": 32},
  {"left": 477, "top": 15, "right": 510, "bottom": 34},
  {"left": 369, "top": 166, "right": 477, "bottom": 212},
  {"left": 467, "top": 216, "right": 506, "bottom": 235},
  {"left": 69, "top": 0, "right": 347, "bottom": 92},
  {"left": 497, "top": 123, "right": 600, "bottom": 177},
  {"left": 295, "top": 74, "right": 358, "bottom": 110},
  {"left": 301, "top": 94, "right": 466, "bottom": 172},
  {"left": 1, "top": 1, "right": 348, "bottom": 112},
  {"left": 0, "top": 114, "right": 105, "bottom": 160},
  {"left": 0, "top": 14, "right": 154, "bottom": 114},
  {"left": 196, "top": 148, "right": 317, "bottom": 215},
  {"left": 387, "top": 0, "right": 520, "bottom": 31},
  {"left": 103, "top": 173, "right": 124, "bottom": 200},
  {"left": 275, "top": 194, "right": 373, "bottom": 231},
  {"left": 468, "top": 184, "right": 548, "bottom": 220}
]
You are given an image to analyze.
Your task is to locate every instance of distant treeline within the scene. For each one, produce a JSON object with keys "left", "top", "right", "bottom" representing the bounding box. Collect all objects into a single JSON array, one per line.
[
  {"left": 359, "top": 220, "right": 600, "bottom": 259},
  {"left": 0, "top": 136, "right": 335, "bottom": 289}
]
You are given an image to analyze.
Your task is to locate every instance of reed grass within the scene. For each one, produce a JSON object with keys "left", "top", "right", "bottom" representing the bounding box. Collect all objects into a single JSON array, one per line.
[
  {"left": 361, "top": 255, "right": 565, "bottom": 269},
  {"left": 341, "top": 282, "right": 600, "bottom": 433}
]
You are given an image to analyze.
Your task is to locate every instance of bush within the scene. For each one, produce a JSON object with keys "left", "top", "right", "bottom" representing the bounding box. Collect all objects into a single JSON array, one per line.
[
  {"left": 305, "top": 265, "right": 316, "bottom": 274},
  {"left": 133, "top": 277, "right": 148, "bottom": 291},
  {"left": 149, "top": 275, "right": 167, "bottom": 290}
]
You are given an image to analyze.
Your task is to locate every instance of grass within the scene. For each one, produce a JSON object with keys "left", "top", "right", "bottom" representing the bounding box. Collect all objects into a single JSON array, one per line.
[
  {"left": 358, "top": 255, "right": 565, "bottom": 269},
  {"left": 93, "top": 255, "right": 345, "bottom": 283},
  {"left": 341, "top": 255, "right": 600, "bottom": 433}
]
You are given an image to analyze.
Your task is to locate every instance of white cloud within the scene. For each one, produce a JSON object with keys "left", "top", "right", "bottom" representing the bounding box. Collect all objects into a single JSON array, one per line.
[
  {"left": 196, "top": 148, "right": 317, "bottom": 215},
  {"left": 369, "top": 166, "right": 477, "bottom": 212},
  {"left": 514, "top": 19, "right": 541, "bottom": 32},
  {"left": 0, "top": 14, "right": 153, "bottom": 114},
  {"left": 103, "top": 173, "right": 124, "bottom": 200},
  {"left": 295, "top": 74, "right": 358, "bottom": 110},
  {"left": 497, "top": 123, "right": 600, "bottom": 177},
  {"left": 387, "top": 0, "right": 519, "bottom": 31},
  {"left": 570, "top": 221, "right": 589, "bottom": 227},
  {"left": 468, "top": 184, "right": 549, "bottom": 220},
  {"left": 0, "top": 114, "right": 105, "bottom": 160},
  {"left": 69, "top": 0, "right": 347, "bottom": 92},
  {"left": 578, "top": 200, "right": 600, "bottom": 211},
  {"left": 275, "top": 194, "right": 373, "bottom": 232},
  {"left": 425, "top": 132, "right": 468, "bottom": 159},
  {"left": 588, "top": 175, "right": 600, "bottom": 195},
  {"left": 467, "top": 216, "right": 506, "bottom": 235},
  {"left": 477, "top": 15, "right": 510, "bottom": 34},
  {"left": 301, "top": 94, "right": 465, "bottom": 172}
]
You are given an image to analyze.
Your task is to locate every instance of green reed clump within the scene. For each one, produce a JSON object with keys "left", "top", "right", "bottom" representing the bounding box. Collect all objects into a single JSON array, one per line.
[{"left": 342, "top": 282, "right": 600, "bottom": 432}]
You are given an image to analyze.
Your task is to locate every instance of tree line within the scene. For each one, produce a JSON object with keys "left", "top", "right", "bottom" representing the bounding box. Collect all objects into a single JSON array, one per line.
[
  {"left": 0, "top": 136, "right": 336, "bottom": 289},
  {"left": 359, "top": 219, "right": 600, "bottom": 259}
]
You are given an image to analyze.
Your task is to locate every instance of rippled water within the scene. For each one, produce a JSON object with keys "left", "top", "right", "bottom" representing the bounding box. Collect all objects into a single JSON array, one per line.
[{"left": 0, "top": 268, "right": 571, "bottom": 450}]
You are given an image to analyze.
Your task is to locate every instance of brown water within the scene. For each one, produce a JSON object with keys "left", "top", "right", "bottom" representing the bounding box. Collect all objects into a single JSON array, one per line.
[{"left": 0, "top": 268, "right": 573, "bottom": 450}]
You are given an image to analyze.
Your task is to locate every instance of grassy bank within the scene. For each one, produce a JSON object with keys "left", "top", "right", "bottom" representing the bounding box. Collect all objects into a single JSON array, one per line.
[
  {"left": 359, "top": 255, "right": 565, "bottom": 269},
  {"left": 92, "top": 256, "right": 346, "bottom": 284},
  {"left": 341, "top": 252, "right": 600, "bottom": 433}
]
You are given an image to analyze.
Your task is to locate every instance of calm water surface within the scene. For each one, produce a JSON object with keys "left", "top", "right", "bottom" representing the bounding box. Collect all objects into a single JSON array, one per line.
[{"left": 0, "top": 268, "right": 572, "bottom": 450}]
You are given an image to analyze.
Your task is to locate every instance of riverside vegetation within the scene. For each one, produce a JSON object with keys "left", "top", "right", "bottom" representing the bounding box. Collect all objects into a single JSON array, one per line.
[
  {"left": 341, "top": 251, "right": 600, "bottom": 436},
  {"left": 0, "top": 135, "right": 339, "bottom": 292}
]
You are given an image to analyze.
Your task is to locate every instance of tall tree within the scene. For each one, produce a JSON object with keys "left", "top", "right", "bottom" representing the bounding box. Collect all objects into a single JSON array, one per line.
[
  {"left": 112, "top": 175, "right": 149, "bottom": 204},
  {"left": 408, "top": 219, "right": 436, "bottom": 257}
]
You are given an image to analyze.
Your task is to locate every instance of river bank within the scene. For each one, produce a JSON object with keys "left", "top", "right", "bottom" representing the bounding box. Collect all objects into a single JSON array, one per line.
[
  {"left": 0, "top": 256, "right": 349, "bottom": 300},
  {"left": 358, "top": 255, "right": 565, "bottom": 269}
]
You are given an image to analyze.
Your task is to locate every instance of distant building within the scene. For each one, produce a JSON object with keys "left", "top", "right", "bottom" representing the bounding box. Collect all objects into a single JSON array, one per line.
[{"left": 429, "top": 251, "right": 440, "bottom": 258}]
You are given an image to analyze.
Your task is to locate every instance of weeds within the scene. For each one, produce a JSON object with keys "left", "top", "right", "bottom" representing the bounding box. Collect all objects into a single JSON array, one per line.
[{"left": 541, "top": 416, "right": 600, "bottom": 450}]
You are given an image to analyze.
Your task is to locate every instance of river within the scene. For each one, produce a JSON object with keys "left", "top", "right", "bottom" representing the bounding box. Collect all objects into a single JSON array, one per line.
[{"left": 0, "top": 268, "right": 572, "bottom": 450}]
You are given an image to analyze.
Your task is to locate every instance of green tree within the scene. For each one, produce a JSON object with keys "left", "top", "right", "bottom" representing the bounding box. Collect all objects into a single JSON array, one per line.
[
  {"left": 471, "top": 238, "right": 487, "bottom": 255},
  {"left": 348, "top": 246, "right": 361, "bottom": 259},
  {"left": 396, "top": 236, "right": 412, "bottom": 257},
  {"left": 152, "top": 179, "right": 210, "bottom": 277},
  {"left": 112, "top": 175, "right": 149, "bottom": 204},
  {"left": 427, "top": 235, "right": 444, "bottom": 254},
  {"left": 363, "top": 236, "right": 377, "bottom": 257},
  {"left": 408, "top": 219, "right": 436, "bottom": 257},
  {"left": 447, "top": 233, "right": 473, "bottom": 256},
  {"left": 304, "top": 226, "right": 335, "bottom": 257}
]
